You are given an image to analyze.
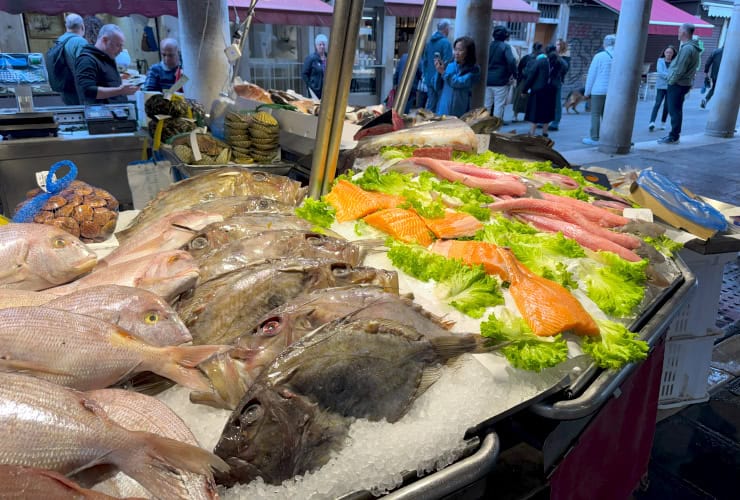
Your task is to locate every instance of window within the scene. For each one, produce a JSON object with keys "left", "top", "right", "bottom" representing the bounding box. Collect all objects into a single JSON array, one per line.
[
  {"left": 538, "top": 3, "right": 560, "bottom": 20},
  {"left": 504, "top": 22, "right": 527, "bottom": 41}
]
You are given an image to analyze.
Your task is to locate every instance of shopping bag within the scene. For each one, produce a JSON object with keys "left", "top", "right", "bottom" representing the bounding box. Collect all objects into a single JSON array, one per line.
[
  {"left": 505, "top": 83, "right": 515, "bottom": 105},
  {"left": 126, "top": 158, "right": 175, "bottom": 210}
]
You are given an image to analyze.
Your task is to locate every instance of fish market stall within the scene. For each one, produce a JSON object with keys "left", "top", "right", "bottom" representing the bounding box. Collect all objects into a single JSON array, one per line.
[{"left": 3, "top": 40, "right": 738, "bottom": 494}]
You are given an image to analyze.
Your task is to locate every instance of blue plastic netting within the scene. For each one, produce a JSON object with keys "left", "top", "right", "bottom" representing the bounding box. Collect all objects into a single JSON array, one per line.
[{"left": 12, "top": 161, "right": 78, "bottom": 223}]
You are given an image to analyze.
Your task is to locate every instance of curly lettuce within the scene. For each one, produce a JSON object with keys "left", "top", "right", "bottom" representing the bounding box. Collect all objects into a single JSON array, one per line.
[
  {"left": 582, "top": 319, "right": 649, "bottom": 369},
  {"left": 578, "top": 251, "right": 648, "bottom": 317},
  {"left": 295, "top": 198, "right": 335, "bottom": 229}
]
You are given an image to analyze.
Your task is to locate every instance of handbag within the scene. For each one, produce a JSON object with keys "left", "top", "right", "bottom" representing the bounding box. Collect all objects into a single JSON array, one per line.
[{"left": 504, "top": 83, "right": 515, "bottom": 105}]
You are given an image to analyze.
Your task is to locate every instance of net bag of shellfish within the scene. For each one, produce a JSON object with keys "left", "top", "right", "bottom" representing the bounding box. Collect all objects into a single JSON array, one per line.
[{"left": 13, "top": 161, "right": 119, "bottom": 243}]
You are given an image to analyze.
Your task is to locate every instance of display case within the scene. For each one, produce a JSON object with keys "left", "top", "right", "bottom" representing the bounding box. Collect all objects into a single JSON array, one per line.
[{"left": 349, "top": 6, "right": 385, "bottom": 107}]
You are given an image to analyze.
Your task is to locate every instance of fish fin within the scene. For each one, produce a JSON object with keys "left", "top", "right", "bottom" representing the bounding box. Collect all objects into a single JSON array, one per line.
[
  {"left": 114, "top": 430, "right": 229, "bottom": 497},
  {"left": 149, "top": 345, "right": 227, "bottom": 392},
  {"left": 168, "top": 345, "right": 229, "bottom": 368},
  {"left": 189, "top": 390, "right": 234, "bottom": 410},
  {"left": 116, "top": 372, "right": 175, "bottom": 396},
  {"left": 0, "top": 358, "right": 73, "bottom": 376},
  {"left": 351, "top": 238, "right": 387, "bottom": 252},
  {"left": 69, "top": 464, "right": 119, "bottom": 488},
  {"left": 415, "top": 365, "right": 444, "bottom": 400},
  {"left": 429, "top": 334, "right": 482, "bottom": 361}
]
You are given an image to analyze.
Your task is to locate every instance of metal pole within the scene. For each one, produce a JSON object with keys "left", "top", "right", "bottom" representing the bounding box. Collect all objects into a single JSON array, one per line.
[
  {"left": 598, "top": 1, "right": 653, "bottom": 154},
  {"left": 705, "top": 0, "right": 740, "bottom": 137},
  {"left": 307, "top": 0, "right": 364, "bottom": 198},
  {"left": 393, "top": 0, "right": 438, "bottom": 115},
  {"left": 321, "top": 0, "right": 366, "bottom": 195},
  {"left": 232, "top": 0, "right": 259, "bottom": 82}
]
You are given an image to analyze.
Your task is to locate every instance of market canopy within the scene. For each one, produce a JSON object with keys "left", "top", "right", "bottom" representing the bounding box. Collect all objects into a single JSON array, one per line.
[
  {"left": 0, "top": 0, "right": 334, "bottom": 26},
  {"left": 384, "top": 0, "right": 540, "bottom": 24},
  {"left": 594, "top": 0, "right": 714, "bottom": 37}
]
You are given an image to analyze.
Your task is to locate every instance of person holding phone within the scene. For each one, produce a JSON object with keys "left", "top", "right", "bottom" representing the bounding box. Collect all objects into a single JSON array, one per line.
[
  {"left": 434, "top": 36, "right": 481, "bottom": 117},
  {"left": 420, "top": 20, "right": 453, "bottom": 113},
  {"left": 75, "top": 24, "right": 139, "bottom": 104}
]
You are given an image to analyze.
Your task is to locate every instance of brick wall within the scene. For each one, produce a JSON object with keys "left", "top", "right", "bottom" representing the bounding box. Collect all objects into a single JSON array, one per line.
[{"left": 563, "top": 5, "right": 618, "bottom": 94}]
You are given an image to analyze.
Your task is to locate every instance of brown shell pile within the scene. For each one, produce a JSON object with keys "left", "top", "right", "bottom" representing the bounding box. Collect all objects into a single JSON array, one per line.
[
  {"left": 224, "top": 111, "right": 254, "bottom": 164},
  {"left": 170, "top": 133, "right": 231, "bottom": 165},
  {"left": 248, "top": 111, "right": 280, "bottom": 163},
  {"left": 16, "top": 181, "right": 119, "bottom": 242}
]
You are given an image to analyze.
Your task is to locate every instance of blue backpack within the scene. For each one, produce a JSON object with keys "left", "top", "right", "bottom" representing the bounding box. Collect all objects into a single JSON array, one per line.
[{"left": 45, "top": 36, "right": 75, "bottom": 93}]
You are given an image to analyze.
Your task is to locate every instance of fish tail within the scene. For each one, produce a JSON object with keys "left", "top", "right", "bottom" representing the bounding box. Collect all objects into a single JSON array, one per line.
[
  {"left": 430, "top": 334, "right": 485, "bottom": 360},
  {"left": 115, "top": 430, "right": 228, "bottom": 499},
  {"left": 155, "top": 345, "right": 227, "bottom": 391}
]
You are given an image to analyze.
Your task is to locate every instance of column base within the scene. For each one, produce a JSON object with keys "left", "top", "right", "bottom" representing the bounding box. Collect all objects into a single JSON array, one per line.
[
  {"left": 705, "top": 128, "right": 736, "bottom": 138},
  {"left": 598, "top": 143, "right": 632, "bottom": 154}
]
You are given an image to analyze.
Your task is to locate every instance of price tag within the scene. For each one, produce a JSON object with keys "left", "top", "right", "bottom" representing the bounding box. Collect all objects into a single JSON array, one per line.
[
  {"left": 189, "top": 129, "right": 202, "bottom": 162},
  {"left": 35, "top": 170, "right": 57, "bottom": 192},
  {"left": 623, "top": 208, "right": 654, "bottom": 222},
  {"left": 164, "top": 74, "right": 189, "bottom": 100}
]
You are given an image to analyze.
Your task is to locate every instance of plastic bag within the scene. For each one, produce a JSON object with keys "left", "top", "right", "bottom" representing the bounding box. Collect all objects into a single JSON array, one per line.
[
  {"left": 13, "top": 161, "right": 119, "bottom": 242},
  {"left": 636, "top": 168, "right": 727, "bottom": 232}
]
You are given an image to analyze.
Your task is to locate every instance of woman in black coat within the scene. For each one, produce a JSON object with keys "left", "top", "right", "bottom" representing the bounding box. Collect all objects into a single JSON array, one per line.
[
  {"left": 522, "top": 45, "right": 563, "bottom": 136},
  {"left": 302, "top": 34, "right": 328, "bottom": 99},
  {"left": 512, "top": 42, "right": 543, "bottom": 121}
]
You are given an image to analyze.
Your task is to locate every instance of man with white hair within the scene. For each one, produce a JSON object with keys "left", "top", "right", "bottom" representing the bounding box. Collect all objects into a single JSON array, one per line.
[
  {"left": 582, "top": 34, "right": 616, "bottom": 146},
  {"left": 144, "top": 38, "right": 182, "bottom": 92},
  {"left": 49, "top": 13, "right": 87, "bottom": 104},
  {"left": 74, "top": 24, "right": 139, "bottom": 104},
  {"left": 659, "top": 23, "right": 701, "bottom": 144}
]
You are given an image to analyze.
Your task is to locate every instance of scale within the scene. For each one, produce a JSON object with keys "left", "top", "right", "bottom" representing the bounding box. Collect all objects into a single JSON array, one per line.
[
  {"left": 0, "top": 52, "right": 59, "bottom": 139},
  {"left": 84, "top": 103, "right": 138, "bottom": 135}
]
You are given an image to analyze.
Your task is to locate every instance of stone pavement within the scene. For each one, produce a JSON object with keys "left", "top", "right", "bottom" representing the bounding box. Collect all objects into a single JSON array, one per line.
[{"left": 500, "top": 89, "right": 740, "bottom": 205}]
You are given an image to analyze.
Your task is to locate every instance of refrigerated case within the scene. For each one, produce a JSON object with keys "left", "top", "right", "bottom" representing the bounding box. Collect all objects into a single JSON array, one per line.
[{"left": 349, "top": 6, "right": 385, "bottom": 106}]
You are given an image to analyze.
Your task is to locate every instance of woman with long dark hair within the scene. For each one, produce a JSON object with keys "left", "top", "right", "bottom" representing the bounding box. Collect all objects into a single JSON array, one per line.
[
  {"left": 522, "top": 44, "right": 564, "bottom": 137},
  {"left": 434, "top": 36, "right": 481, "bottom": 117},
  {"left": 649, "top": 45, "right": 676, "bottom": 131}
]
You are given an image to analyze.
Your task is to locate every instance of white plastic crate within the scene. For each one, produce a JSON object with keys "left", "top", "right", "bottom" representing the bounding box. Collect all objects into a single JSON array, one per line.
[
  {"left": 667, "top": 250, "right": 738, "bottom": 339},
  {"left": 658, "top": 329, "right": 722, "bottom": 409}
]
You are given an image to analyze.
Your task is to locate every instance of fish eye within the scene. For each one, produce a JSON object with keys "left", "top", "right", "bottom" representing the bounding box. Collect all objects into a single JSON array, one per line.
[
  {"left": 144, "top": 312, "right": 159, "bottom": 324},
  {"left": 52, "top": 237, "right": 67, "bottom": 248},
  {"left": 190, "top": 236, "right": 208, "bottom": 250},
  {"left": 259, "top": 318, "right": 282, "bottom": 336},
  {"left": 258, "top": 199, "right": 271, "bottom": 208},
  {"left": 305, "top": 235, "right": 323, "bottom": 246},
  {"left": 331, "top": 264, "right": 350, "bottom": 277},
  {"left": 253, "top": 172, "right": 267, "bottom": 182},
  {"left": 241, "top": 403, "right": 263, "bottom": 425}
]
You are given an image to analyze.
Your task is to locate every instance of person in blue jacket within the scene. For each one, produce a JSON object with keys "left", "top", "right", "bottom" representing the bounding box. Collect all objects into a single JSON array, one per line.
[
  {"left": 302, "top": 34, "right": 328, "bottom": 99},
  {"left": 434, "top": 36, "right": 481, "bottom": 117},
  {"left": 420, "top": 20, "right": 452, "bottom": 112}
]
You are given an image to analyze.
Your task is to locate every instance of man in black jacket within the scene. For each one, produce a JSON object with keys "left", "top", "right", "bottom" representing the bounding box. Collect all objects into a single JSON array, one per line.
[
  {"left": 484, "top": 26, "right": 516, "bottom": 120},
  {"left": 75, "top": 24, "right": 139, "bottom": 104},
  {"left": 701, "top": 46, "right": 723, "bottom": 108}
]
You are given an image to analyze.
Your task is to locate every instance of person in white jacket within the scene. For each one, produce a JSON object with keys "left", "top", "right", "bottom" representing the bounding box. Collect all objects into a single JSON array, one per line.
[{"left": 582, "top": 34, "right": 615, "bottom": 146}]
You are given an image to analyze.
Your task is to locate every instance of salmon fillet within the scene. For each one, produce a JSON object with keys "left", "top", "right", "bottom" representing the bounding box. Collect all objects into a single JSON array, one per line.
[
  {"left": 498, "top": 248, "right": 600, "bottom": 337},
  {"left": 431, "top": 240, "right": 509, "bottom": 279},
  {"left": 364, "top": 208, "right": 433, "bottom": 246},
  {"left": 421, "top": 211, "right": 483, "bottom": 239},
  {"left": 325, "top": 180, "right": 404, "bottom": 222}
]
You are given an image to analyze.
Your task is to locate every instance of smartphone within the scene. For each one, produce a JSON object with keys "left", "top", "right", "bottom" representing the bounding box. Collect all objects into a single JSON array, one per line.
[{"left": 434, "top": 51, "right": 441, "bottom": 61}]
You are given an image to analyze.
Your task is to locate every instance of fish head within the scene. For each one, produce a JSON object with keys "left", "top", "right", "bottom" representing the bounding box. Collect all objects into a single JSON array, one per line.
[
  {"left": 28, "top": 225, "right": 97, "bottom": 285},
  {"left": 135, "top": 250, "right": 200, "bottom": 300},
  {"left": 116, "top": 289, "right": 193, "bottom": 346},
  {"left": 299, "top": 232, "right": 362, "bottom": 266},
  {"left": 329, "top": 263, "right": 399, "bottom": 293},
  {"left": 215, "top": 383, "right": 348, "bottom": 486}
]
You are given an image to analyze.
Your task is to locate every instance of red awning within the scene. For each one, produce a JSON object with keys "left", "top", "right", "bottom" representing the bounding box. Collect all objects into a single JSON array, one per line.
[
  {"left": 384, "top": 0, "right": 540, "bottom": 24},
  {"left": 0, "top": 0, "right": 334, "bottom": 26},
  {"left": 595, "top": 0, "right": 714, "bottom": 37}
]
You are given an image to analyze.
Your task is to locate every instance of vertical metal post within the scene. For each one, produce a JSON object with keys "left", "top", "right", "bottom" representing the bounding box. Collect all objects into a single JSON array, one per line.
[
  {"left": 393, "top": 0, "right": 438, "bottom": 115},
  {"left": 308, "top": 0, "right": 366, "bottom": 198},
  {"left": 598, "top": 1, "right": 653, "bottom": 154},
  {"left": 232, "top": 0, "right": 259, "bottom": 82},
  {"left": 705, "top": 0, "right": 740, "bottom": 137}
]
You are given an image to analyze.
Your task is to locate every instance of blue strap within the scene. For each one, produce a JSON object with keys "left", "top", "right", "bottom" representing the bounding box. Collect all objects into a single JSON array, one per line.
[{"left": 12, "top": 161, "right": 78, "bottom": 223}]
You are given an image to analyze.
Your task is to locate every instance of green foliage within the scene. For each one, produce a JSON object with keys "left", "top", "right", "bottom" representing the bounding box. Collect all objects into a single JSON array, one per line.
[
  {"left": 295, "top": 198, "right": 336, "bottom": 228},
  {"left": 578, "top": 252, "right": 648, "bottom": 317},
  {"left": 581, "top": 319, "right": 649, "bottom": 369},
  {"left": 480, "top": 309, "right": 569, "bottom": 371}
]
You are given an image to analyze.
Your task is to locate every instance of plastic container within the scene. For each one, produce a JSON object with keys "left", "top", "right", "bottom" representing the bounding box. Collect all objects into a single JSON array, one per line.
[
  {"left": 667, "top": 250, "right": 738, "bottom": 339},
  {"left": 658, "top": 329, "right": 722, "bottom": 409}
]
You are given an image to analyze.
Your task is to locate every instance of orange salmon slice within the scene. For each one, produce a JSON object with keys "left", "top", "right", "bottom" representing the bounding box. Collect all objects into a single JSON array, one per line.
[
  {"left": 498, "top": 248, "right": 600, "bottom": 337},
  {"left": 421, "top": 211, "right": 483, "bottom": 239},
  {"left": 364, "top": 208, "right": 433, "bottom": 247},
  {"left": 325, "top": 180, "right": 405, "bottom": 222},
  {"left": 431, "top": 240, "right": 509, "bottom": 279}
]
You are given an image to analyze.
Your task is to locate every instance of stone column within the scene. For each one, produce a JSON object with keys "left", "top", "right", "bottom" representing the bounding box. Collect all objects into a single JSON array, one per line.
[
  {"left": 598, "top": 0, "right": 653, "bottom": 154},
  {"left": 454, "top": 0, "right": 493, "bottom": 109},
  {"left": 177, "top": 0, "right": 230, "bottom": 107},
  {"left": 706, "top": 0, "right": 740, "bottom": 138}
]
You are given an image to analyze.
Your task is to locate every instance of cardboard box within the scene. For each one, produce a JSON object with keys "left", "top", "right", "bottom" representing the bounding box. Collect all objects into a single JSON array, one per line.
[{"left": 629, "top": 181, "right": 720, "bottom": 240}]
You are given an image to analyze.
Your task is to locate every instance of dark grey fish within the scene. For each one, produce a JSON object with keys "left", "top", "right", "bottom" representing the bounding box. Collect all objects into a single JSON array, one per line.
[{"left": 214, "top": 318, "right": 487, "bottom": 486}]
